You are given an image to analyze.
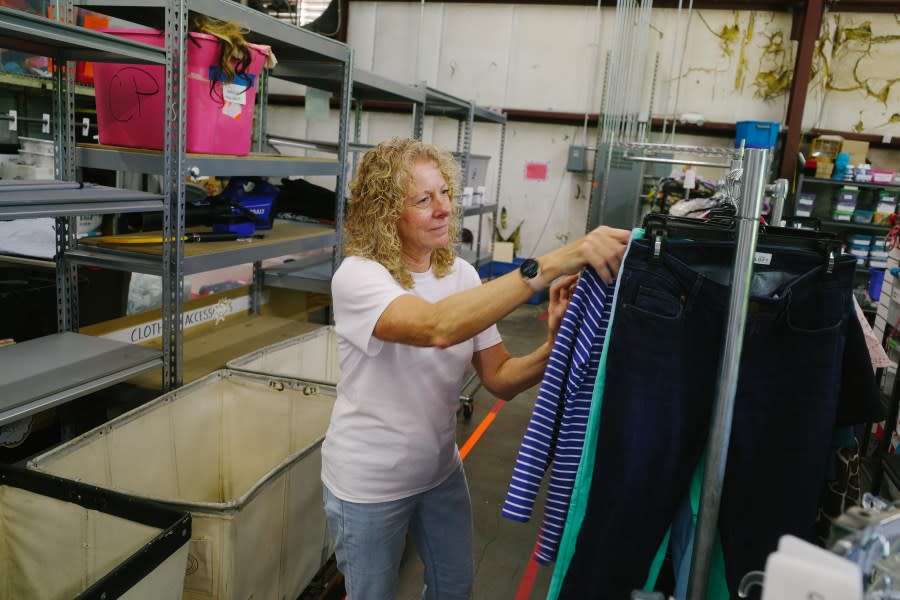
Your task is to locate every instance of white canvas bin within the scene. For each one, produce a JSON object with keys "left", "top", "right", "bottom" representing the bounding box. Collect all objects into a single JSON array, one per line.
[
  {"left": 0, "top": 465, "right": 190, "bottom": 600},
  {"left": 28, "top": 369, "right": 336, "bottom": 600},
  {"left": 226, "top": 325, "right": 340, "bottom": 387}
]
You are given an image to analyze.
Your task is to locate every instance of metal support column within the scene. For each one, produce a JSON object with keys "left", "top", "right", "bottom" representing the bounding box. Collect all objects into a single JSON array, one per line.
[
  {"left": 253, "top": 68, "right": 269, "bottom": 153},
  {"left": 483, "top": 121, "right": 506, "bottom": 266},
  {"left": 412, "top": 84, "right": 425, "bottom": 140},
  {"left": 250, "top": 260, "right": 263, "bottom": 315},
  {"left": 351, "top": 101, "right": 362, "bottom": 181},
  {"left": 331, "top": 47, "right": 353, "bottom": 269},
  {"left": 687, "top": 148, "right": 768, "bottom": 600},
  {"left": 162, "top": 0, "right": 188, "bottom": 390},
  {"left": 458, "top": 103, "right": 474, "bottom": 191},
  {"left": 52, "top": 0, "right": 78, "bottom": 333},
  {"left": 777, "top": 0, "right": 825, "bottom": 180}
]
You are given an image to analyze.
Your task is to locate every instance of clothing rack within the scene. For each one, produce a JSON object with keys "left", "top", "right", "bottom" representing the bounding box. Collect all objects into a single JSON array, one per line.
[
  {"left": 617, "top": 142, "right": 776, "bottom": 596},
  {"left": 685, "top": 147, "right": 770, "bottom": 600},
  {"left": 623, "top": 140, "right": 788, "bottom": 230}
]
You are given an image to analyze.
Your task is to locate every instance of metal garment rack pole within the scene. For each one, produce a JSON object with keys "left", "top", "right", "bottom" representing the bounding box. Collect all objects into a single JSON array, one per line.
[{"left": 686, "top": 147, "right": 769, "bottom": 600}]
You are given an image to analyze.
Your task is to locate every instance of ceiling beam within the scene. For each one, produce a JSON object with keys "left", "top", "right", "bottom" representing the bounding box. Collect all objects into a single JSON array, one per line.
[{"left": 349, "top": 0, "right": 896, "bottom": 12}]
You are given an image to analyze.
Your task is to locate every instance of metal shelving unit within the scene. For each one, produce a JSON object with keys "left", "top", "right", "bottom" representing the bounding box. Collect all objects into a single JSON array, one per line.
[
  {"left": 0, "top": 332, "right": 161, "bottom": 427},
  {"left": 0, "top": 8, "right": 169, "bottom": 424},
  {"left": 0, "top": 5, "right": 165, "bottom": 63},
  {"left": 76, "top": 145, "right": 342, "bottom": 178},
  {"left": 61, "top": 0, "right": 354, "bottom": 389},
  {"left": 419, "top": 87, "right": 507, "bottom": 269},
  {"left": 793, "top": 174, "right": 897, "bottom": 281},
  {"left": 801, "top": 176, "right": 900, "bottom": 192},
  {"left": 0, "top": 180, "right": 163, "bottom": 218},
  {"left": 69, "top": 222, "right": 335, "bottom": 275},
  {"left": 262, "top": 67, "right": 426, "bottom": 294},
  {"left": 75, "top": 0, "right": 349, "bottom": 63}
]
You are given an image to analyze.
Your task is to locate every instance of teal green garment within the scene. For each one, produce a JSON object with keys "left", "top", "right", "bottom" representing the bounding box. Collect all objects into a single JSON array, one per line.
[
  {"left": 547, "top": 230, "right": 640, "bottom": 600},
  {"left": 548, "top": 229, "right": 729, "bottom": 600}
]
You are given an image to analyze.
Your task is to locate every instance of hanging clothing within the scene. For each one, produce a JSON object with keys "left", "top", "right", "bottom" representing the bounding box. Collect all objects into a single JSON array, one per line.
[
  {"left": 501, "top": 266, "right": 611, "bottom": 564},
  {"left": 545, "top": 232, "right": 731, "bottom": 600},
  {"left": 556, "top": 237, "right": 882, "bottom": 599}
]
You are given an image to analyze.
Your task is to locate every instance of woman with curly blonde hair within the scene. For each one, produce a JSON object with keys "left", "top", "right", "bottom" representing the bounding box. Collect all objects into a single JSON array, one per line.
[{"left": 322, "top": 137, "right": 629, "bottom": 600}]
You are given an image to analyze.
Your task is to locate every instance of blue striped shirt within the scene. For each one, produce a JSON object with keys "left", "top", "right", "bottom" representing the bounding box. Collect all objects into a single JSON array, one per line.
[{"left": 501, "top": 266, "right": 611, "bottom": 564}]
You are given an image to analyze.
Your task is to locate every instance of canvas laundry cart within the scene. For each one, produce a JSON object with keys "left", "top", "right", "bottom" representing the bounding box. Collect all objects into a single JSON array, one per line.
[
  {"left": 227, "top": 325, "right": 340, "bottom": 387},
  {"left": 0, "top": 464, "right": 190, "bottom": 600},
  {"left": 28, "top": 369, "right": 335, "bottom": 600},
  {"left": 226, "top": 324, "right": 481, "bottom": 418}
]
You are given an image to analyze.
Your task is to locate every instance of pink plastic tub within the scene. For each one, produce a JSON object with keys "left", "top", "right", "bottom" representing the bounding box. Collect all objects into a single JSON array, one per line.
[{"left": 93, "top": 29, "right": 269, "bottom": 155}]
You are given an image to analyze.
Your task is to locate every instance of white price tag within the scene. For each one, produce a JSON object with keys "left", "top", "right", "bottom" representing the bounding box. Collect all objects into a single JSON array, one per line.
[
  {"left": 683, "top": 168, "right": 697, "bottom": 190},
  {"left": 223, "top": 83, "right": 248, "bottom": 105},
  {"left": 222, "top": 102, "right": 242, "bottom": 119},
  {"left": 754, "top": 252, "right": 772, "bottom": 265}
]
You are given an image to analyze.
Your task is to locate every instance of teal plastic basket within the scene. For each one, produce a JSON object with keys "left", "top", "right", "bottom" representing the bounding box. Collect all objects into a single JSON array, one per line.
[{"left": 735, "top": 121, "right": 780, "bottom": 149}]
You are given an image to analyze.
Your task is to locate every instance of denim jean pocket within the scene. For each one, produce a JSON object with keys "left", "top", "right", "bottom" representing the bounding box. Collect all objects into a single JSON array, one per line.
[
  {"left": 627, "top": 284, "right": 684, "bottom": 320},
  {"left": 784, "top": 305, "right": 843, "bottom": 336},
  {"left": 783, "top": 287, "right": 846, "bottom": 336}
]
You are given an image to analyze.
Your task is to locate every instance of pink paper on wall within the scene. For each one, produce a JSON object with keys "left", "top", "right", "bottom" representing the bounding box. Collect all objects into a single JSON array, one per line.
[{"left": 524, "top": 162, "right": 549, "bottom": 181}]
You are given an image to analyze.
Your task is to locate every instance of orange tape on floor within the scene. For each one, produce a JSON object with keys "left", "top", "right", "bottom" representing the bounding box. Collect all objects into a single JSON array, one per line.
[
  {"left": 459, "top": 398, "right": 505, "bottom": 460},
  {"left": 459, "top": 399, "right": 542, "bottom": 600}
]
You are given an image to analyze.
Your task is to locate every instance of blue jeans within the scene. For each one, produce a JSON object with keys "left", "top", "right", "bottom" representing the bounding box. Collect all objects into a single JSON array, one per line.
[
  {"left": 559, "top": 239, "right": 875, "bottom": 599},
  {"left": 323, "top": 464, "right": 473, "bottom": 600}
]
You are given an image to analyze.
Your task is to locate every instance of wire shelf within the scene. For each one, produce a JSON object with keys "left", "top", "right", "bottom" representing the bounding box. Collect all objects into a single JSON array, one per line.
[{"left": 620, "top": 142, "right": 743, "bottom": 159}]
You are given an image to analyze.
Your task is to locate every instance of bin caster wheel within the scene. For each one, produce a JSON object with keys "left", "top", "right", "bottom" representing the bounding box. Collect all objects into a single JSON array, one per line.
[{"left": 462, "top": 403, "right": 474, "bottom": 420}]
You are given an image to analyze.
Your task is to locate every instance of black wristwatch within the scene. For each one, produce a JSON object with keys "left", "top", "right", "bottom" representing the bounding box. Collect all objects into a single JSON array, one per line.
[{"left": 519, "top": 258, "right": 545, "bottom": 292}]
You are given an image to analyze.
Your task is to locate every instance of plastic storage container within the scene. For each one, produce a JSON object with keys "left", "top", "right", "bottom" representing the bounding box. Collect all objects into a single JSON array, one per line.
[
  {"left": 735, "top": 121, "right": 780, "bottom": 149},
  {"left": 1, "top": 464, "right": 190, "bottom": 600},
  {"left": 28, "top": 370, "right": 335, "bottom": 600},
  {"left": 227, "top": 326, "right": 340, "bottom": 386},
  {"left": 795, "top": 192, "right": 816, "bottom": 217},
  {"left": 478, "top": 258, "right": 545, "bottom": 304},
  {"left": 870, "top": 267, "right": 886, "bottom": 301},
  {"left": 93, "top": 29, "right": 269, "bottom": 155}
]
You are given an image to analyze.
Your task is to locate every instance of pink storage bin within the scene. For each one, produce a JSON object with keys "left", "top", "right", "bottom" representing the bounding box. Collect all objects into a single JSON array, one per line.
[
  {"left": 93, "top": 29, "right": 269, "bottom": 155},
  {"left": 872, "top": 169, "right": 896, "bottom": 184}
]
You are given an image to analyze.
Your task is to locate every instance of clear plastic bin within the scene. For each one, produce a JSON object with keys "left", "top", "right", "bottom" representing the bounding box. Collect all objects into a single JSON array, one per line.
[
  {"left": 1, "top": 464, "right": 190, "bottom": 600},
  {"left": 28, "top": 369, "right": 335, "bottom": 600}
]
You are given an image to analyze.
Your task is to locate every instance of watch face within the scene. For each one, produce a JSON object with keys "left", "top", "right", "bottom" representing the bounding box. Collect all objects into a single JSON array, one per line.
[{"left": 520, "top": 258, "right": 539, "bottom": 279}]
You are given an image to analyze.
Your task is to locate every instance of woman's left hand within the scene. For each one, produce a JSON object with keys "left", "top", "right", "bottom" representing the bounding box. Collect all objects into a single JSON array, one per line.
[{"left": 547, "top": 274, "right": 579, "bottom": 343}]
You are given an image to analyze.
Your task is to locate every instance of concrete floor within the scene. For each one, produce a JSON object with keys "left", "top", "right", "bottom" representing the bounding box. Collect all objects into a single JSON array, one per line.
[{"left": 394, "top": 302, "right": 555, "bottom": 600}]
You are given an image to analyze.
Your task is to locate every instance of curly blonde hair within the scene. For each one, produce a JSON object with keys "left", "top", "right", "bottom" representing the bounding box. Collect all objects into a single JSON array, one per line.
[{"left": 344, "top": 138, "right": 461, "bottom": 289}]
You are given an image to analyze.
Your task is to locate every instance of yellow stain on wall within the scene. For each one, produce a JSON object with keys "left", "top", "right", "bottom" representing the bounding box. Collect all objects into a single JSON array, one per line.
[
  {"left": 877, "top": 113, "right": 900, "bottom": 128},
  {"left": 698, "top": 12, "right": 741, "bottom": 57},
  {"left": 754, "top": 30, "right": 792, "bottom": 100},
  {"left": 734, "top": 12, "right": 755, "bottom": 92},
  {"left": 813, "top": 15, "right": 900, "bottom": 108},
  {"left": 682, "top": 11, "right": 792, "bottom": 101}
]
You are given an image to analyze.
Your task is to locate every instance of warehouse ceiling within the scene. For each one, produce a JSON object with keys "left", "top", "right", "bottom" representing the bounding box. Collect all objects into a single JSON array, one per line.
[{"left": 368, "top": 0, "right": 896, "bottom": 13}]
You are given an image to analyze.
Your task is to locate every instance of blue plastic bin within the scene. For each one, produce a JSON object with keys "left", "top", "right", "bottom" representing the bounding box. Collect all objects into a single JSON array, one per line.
[
  {"left": 735, "top": 121, "right": 781, "bottom": 149},
  {"left": 870, "top": 267, "right": 886, "bottom": 302},
  {"left": 477, "top": 258, "right": 545, "bottom": 304}
]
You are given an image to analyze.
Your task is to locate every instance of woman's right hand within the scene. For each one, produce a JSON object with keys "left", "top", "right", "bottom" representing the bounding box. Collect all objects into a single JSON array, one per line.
[
  {"left": 579, "top": 226, "right": 630, "bottom": 284},
  {"left": 546, "top": 226, "right": 630, "bottom": 285}
]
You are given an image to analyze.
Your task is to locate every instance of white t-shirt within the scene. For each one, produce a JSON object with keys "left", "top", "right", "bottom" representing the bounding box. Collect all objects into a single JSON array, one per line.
[{"left": 321, "top": 256, "right": 502, "bottom": 503}]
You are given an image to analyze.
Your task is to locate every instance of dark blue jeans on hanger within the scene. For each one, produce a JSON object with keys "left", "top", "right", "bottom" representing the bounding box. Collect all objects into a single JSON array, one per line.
[{"left": 559, "top": 238, "right": 879, "bottom": 599}]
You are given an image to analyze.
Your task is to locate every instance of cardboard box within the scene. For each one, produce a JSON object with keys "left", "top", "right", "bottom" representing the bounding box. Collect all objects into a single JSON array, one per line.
[{"left": 841, "top": 139, "right": 870, "bottom": 165}]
